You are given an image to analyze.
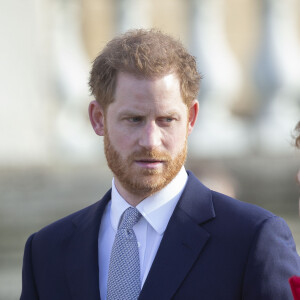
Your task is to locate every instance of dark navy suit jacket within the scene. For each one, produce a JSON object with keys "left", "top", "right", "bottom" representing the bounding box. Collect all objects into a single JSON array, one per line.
[{"left": 21, "top": 171, "right": 300, "bottom": 299}]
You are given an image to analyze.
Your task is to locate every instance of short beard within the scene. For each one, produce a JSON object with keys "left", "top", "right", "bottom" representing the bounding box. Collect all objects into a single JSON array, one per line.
[{"left": 104, "top": 128, "right": 187, "bottom": 198}]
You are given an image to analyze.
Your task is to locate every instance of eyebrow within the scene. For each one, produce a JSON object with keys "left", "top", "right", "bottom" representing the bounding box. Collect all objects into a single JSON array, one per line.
[
  {"left": 118, "top": 109, "right": 181, "bottom": 117},
  {"left": 163, "top": 111, "right": 181, "bottom": 116}
]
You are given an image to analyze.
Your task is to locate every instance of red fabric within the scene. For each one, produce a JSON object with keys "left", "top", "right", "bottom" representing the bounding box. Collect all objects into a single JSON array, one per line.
[{"left": 289, "top": 276, "right": 300, "bottom": 300}]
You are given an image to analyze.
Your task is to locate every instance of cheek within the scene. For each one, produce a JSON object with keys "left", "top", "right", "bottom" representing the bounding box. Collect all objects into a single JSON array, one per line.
[
  {"left": 112, "top": 133, "right": 134, "bottom": 152},
  {"left": 105, "top": 123, "right": 130, "bottom": 150},
  {"left": 164, "top": 128, "right": 187, "bottom": 154},
  {"left": 112, "top": 129, "right": 138, "bottom": 154}
]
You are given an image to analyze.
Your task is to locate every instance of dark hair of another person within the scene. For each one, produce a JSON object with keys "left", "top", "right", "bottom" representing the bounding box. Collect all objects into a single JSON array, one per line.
[{"left": 295, "top": 121, "right": 300, "bottom": 149}]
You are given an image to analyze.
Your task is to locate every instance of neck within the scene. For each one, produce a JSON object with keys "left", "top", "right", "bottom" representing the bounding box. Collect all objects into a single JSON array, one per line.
[{"left": 114, "top": 178, "right": 151, "bottom": 207}]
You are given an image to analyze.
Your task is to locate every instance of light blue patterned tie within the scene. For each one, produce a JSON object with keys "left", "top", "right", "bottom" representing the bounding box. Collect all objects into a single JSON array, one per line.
[{"left": 107, "top": 207, "right": 142, "bottom": 300}]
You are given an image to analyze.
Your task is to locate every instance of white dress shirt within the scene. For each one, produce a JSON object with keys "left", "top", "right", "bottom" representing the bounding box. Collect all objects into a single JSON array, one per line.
[{"left": 98, "top": 167, "right": 188, "bottom": 300}]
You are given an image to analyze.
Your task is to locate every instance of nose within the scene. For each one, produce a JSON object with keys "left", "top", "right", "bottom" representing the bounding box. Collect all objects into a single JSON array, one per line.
[{"left": 138, "top": 121, "right": 162, "bottom": 150}]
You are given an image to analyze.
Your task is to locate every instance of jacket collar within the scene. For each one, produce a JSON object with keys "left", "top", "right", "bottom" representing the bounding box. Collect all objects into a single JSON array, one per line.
[
  {"left": 65, "top": 189, "right": 111, "bottom": 300},
  {"left": 139, "top": 171, "right": 215, "bottom": 300},
  {"left": 64, "top": 171, "right": 215, "bottom": 300}
]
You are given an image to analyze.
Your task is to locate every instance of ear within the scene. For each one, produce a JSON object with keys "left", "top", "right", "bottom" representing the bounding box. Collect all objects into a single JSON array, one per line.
[
  {"left": 88, "top": 100, "right": 105, "bottom": 136},
  {"left": 187, "top": 99, "right": 199, "bottom": 135}
]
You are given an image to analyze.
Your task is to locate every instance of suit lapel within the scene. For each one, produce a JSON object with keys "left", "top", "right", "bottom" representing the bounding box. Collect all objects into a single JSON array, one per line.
[
  {"left": 139, "top": 172, "right": 215, "bottom": 300},
  {"left": 65, "top": 190, "right": 111, "bottom": 300}
]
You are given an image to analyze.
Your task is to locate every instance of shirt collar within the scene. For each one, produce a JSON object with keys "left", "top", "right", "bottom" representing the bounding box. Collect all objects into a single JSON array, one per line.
[{"left": 110, "top": 166, "right": 188, "bottom": 234}]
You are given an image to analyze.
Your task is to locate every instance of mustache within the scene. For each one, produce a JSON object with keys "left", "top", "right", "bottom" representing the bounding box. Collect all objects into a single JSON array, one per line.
[{"left": 128, "top": 149, "right": 171, "bottom": 161}]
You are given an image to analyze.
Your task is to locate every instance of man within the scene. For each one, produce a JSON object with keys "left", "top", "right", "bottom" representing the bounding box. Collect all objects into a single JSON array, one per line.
[
  {"left": 296, "top": 121, "right": 300, "bottom": 194},
  {"left": 289, "top": 122, "right": 300, "bottom": 300},
  {"left": 21, "top": 29, "right": 300, "bottom": 300}
]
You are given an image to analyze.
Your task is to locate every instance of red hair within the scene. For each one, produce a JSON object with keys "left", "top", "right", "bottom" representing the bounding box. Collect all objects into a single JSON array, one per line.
[{"left": 89, "top": 29, "right": 201, "bottom": 111}]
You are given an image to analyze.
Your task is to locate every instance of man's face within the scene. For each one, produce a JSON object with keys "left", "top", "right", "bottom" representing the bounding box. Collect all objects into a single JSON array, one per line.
[
  {"left": 297, "top": 170, "right": 300, "bottom": 215},
  {"left": 89, "top": 72, "right": 198, "bottom": 201}
]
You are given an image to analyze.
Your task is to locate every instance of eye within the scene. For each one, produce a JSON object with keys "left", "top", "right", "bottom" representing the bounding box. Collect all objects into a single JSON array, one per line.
[
  {"left": 165, "top": 117, "right": 174, "bottom": 122},
  {"left": 157, "top": 117, "right": 176, "bottom": 127},
  {"left": 128, "top": 116, "right": 142, "bottom": 123},
  {"left": 159, "top": 117, "right": 175, "bottom": 123}
]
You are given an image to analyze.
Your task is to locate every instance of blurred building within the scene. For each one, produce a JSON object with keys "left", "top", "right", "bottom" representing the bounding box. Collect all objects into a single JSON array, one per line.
[
  {"left": 1, "top": 2, "right": 300, "bottom": 299},
  {"left": 1, "top": 0, "right": 300, "bottom": 166}
]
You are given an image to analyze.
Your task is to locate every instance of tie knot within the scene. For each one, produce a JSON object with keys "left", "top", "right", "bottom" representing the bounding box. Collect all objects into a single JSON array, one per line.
[{"left": 119, "top": 207, "right": 141, "bottom": 230}]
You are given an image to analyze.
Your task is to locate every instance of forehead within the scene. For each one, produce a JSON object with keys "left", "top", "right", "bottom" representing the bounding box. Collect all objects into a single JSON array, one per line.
[
  {"left": 115, "top": 71, "right": 179, "bottom": 89},
  {"left": 113, "top": 72, "right": 185, "bottom": 109},
  {"left": 111, "top": 73, "right": 186, "bottom": 115}
]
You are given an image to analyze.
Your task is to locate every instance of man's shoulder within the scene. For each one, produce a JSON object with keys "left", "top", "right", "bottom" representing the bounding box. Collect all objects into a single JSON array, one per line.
[
  {"left": 31, "top": 189, "right": 111, "bottom": 245},
  {"left": 185, "top": 170, "right": 276, "bottom": 225},
  {"left": 31, "top": 202, "right": 96, "bottom": 243},
  {"left": 211, "top": 188, "right": 276, "bottom": 226},
  {"left": 185, "top": 172, "right": 293, "bottom": 252}
]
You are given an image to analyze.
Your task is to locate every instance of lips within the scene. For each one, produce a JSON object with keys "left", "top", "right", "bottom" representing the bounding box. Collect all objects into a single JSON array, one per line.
[
  {"left": 134, "top": 158, "right": 165, "bottom": 168},
  {"left": 128, "top": 150, "right": 171, "bottom": 168},
  {"left": 136, "top": 159, "right": 164, "bottom": 163}
]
